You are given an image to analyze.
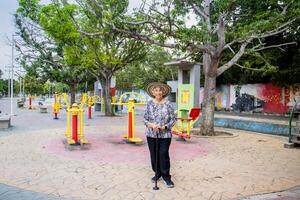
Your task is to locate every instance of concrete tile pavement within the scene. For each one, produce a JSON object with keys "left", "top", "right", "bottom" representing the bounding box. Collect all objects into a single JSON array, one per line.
[
  {"left": 234, "top": 186, "right": 300, "bottom": 200},
  {"left": 0, "top": 183, "right": 75, "bottom": 200}
]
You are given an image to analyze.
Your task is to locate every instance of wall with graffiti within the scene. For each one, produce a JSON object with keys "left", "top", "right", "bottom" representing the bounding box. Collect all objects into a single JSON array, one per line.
[
  {"left": 214, "top": 83, "right": 300, "bottom": 113},
  {"left": 113, "top": 83, "right": 300, "bottom": 114}
]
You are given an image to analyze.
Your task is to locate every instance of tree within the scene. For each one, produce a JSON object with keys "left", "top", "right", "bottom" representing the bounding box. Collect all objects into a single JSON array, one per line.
[
  {"left": 104, "top": 0, "right": 300, "bottom": 135},
  {"left": 217, "top": 19, "right": 300, "bottom": 86},
  {"left": 62, "top": 0, "right": 148, "bottom": 116},
  {"left": 15, "top": 0, "right": 89, "bottom": 103},
  {"left": 0, "top": 70, "right": 3, "bottom": 96},
  {"left": 16, "top": 0, "right": 148, "bottom": 114}
]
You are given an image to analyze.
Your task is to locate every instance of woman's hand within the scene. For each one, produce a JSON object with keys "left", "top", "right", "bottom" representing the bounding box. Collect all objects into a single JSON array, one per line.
[{"left": 148, "top": 123, "right": 161, "bottom": 132}]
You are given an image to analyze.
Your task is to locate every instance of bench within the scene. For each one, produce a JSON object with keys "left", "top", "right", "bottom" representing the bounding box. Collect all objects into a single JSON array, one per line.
[
  {"left": 0, "top": 116, "right": 11, "bottom": 129},
  {"left": 17, "top": 101, "right": 24, "bottom": 108},
  {"left": 39, "top": 106, "right": 48, "bottom": 113}
]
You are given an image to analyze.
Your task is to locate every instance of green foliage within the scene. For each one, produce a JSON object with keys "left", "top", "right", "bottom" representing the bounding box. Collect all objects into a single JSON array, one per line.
[
  {"left": 75, "top": 0, "right": 148, "bottom": 80},
  {"left": 15, "top": 0, "right": 91, "bottom": 96},
  {"left": 43, "top": 80, "right": 51, "bottom": 95},
  {"left": 39, "top": 3, "right": 80, "bottom": 44},
  {"left": 24, "top": 73, "right": 44, "bottom": 95},
  {"left": 116, "top": 47, "right": 177, "bottom": 89},
  {"left": 55, "top": 82, "right": 69, "bottom": 93},
  {"left": 0, "top": 79, "right": 5, "bottom": 95}
]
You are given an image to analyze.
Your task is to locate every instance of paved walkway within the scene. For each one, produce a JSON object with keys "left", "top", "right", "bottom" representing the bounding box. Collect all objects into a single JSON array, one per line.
[
  {"left": 235, "top": 186, "right": 300, "bottom": 200},
  {"left": 0, "top": 183, "right": 75, "bottom": 200},
  {"left": 0, "top": 98, "right": 299, "bottom": 200}
]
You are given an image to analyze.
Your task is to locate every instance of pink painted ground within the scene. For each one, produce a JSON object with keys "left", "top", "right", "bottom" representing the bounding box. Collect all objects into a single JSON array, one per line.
[{"left": 45, "top": 134, "right": 217, "bottom": 164}]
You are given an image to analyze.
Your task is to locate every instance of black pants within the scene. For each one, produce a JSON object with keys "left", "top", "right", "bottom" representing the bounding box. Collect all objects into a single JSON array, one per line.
[{"left": 147, "top": 136, "right": 172, "bottom": 181}]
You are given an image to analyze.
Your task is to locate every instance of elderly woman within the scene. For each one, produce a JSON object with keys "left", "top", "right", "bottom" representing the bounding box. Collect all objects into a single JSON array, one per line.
[{"left": 144, "top": 82, "right": 176, "bottom": 188}]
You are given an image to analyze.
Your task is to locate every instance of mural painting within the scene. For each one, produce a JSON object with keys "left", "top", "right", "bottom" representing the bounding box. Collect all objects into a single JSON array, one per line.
[{"left": 213, "top": 83, "right": 300, "bottom": 113}]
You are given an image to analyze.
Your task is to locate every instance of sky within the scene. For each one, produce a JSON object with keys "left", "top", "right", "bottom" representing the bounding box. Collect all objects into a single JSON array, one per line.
[
  {"left": 0, "top": 0, "right": 196, "bottom": 79},
  {"left": 0, "top": 0, "right": 19, "bottom": 79}
]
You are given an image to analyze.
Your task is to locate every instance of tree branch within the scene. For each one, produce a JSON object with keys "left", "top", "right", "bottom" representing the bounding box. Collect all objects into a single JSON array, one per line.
[
  {"left": 234, "top": 63, "right": 263, "bottom": 71},
  {"left": 223, "top": 16, "right": 300, "bottom": 50},
  {"left": 217, "top": 40, "right": 251, "bottom": 76},
  {"left": 185, "top": 0, "right": 211, "bottom": 32},
  {"left": 217, "top": 17, "right": 225, "bottom": 53},
  {"left": 112, "top": 25, "right": 214, "bottom": 54},
  {"left": 253, "top": 42, "right": 297, "bottom": 51},
  {"left": 112, "top": 25, "right": 177, "bottom": 48}
]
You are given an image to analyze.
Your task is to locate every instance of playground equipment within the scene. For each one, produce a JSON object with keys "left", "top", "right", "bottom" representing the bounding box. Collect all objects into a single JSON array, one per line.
[
  {"left": 53, "top": 93, "right": 62, "bottom": 119},
  {"left": 87, "top": 96, "right": 93, "bottom": 119},
  {"left": 100, "top": 95, "right": 118, "bottom": 113},
  {"left": 284, "top": 98, "right": 300, "bottom": 148},
  {"left": 172, "top": 108, "right": 201, "bottom": 139},
  {"left": 86, "top": 95, "right": 100, "bottom": 119},
  {"left": 111, "top": 92, "right": 146, "bottom": 143},
  {"left": 63, "top": 93, "right": 88, "bottom": 146},
  {"left": 165, "top": 61, "right": 201, "bottom": 139},
  {"left": 26, "top": 95, "right": 38, "bottom": 110},
  {"left": 28, "top": 95, "right": 33, "bottom": 109}
]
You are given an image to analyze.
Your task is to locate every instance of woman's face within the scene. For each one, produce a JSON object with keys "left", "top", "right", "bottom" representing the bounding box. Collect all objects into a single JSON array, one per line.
[{"left": 153, "top": 86, "right": 163, "bottom": 100}]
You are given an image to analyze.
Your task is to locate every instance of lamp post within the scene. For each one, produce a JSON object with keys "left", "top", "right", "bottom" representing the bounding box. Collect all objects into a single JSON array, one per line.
[
  {"left": 14, "top": 71, "right": 25, "bottom": 98},
  {"left": 19, "top": 76, "right": 21, "bottom": 97},
  {"left": 10, "top": 34, "right": 15, "bottom": 116}
]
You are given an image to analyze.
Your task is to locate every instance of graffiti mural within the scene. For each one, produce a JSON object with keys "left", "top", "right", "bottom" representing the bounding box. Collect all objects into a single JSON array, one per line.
[
  {"left": 211, "top": 83, "right": 300, "bottom": 113},
  {"left": 215, "top": 85, "right": 230, "bottom": 110},
  {"left": 117, "top": 83, "right": 300, "bottom": 114}
]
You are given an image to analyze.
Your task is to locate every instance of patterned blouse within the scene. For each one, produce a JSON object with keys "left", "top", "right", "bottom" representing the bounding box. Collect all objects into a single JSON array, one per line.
[{"left": 144, "top": 99, "right": 176, "bottom": 138}]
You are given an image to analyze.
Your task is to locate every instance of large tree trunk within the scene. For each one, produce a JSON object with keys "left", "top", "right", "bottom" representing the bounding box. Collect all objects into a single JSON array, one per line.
[
  {"left": 100, "top": 76, "right": 114, "bottom": 116},
  {"left": 200, "top": 53, "right": 219, "bottom": 136}
]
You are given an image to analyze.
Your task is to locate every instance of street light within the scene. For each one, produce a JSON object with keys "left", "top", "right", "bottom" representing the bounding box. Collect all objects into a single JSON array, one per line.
[
  {"left": 14, "top": 71, "right": 25, "bottom": 98},
  {"left": 10, "top": 34, "right": 15, "bottom": 116}
]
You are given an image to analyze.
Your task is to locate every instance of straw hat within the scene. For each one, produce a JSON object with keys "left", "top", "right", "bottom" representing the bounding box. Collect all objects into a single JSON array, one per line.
[{"left": 146, "top": 82, "right": 171, "bottom": 98}]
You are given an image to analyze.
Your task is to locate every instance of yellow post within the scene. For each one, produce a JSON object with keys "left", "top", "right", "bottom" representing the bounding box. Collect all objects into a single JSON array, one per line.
[
  {"left": 180, "top": 120, "right": 184, "bottom": 132},
  {"left": 187, "top": 121, "right": 191, "bottom": 137},
  {"left": 53, "top": 93, "right": 61, "bottom": 119},
  {"left": 65, "top": 108, "right": 71, "bottom": 138},
  {"left": 79, "top": 93, "right": 88, "bottom": 144},
  {"left": 79, "top": 108, "right": 83, "bottom": 137},
  {"left": 63, "top": 93, "right": 74, "bottom": 144}
]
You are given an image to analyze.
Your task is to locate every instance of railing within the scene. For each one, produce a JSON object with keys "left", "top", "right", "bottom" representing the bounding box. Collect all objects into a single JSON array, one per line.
[{"left": 288, "top": 98, "right": 300, "bottom": 143}]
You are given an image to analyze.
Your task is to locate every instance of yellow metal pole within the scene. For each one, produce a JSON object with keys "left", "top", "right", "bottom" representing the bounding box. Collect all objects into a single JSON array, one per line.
[
  {"left": 131, "top": 101, "right": 135, "bottom": 140},
  {"left": 80, "top": 93, "right": 87, "bottom": 144},
  {"left": 187, "top": 121, "right": 191, "bottom": 137},
  {"left": 180, "top": 120, "right": 184, "bottom": 132},
  {"left": 62, "top": 93, "right": 73, "bottom": 144},
  {"left": 66, "top": 108, "right": 71, "bottom": 138},
  {"left": 79, "top": 108, "right": 83, "bottom": 138},
  {"left": 63, "top": 93, "right": 70, "bottom": 108}
]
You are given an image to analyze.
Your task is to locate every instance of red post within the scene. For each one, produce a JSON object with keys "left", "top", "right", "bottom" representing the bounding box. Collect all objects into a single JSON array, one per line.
[
  {"left": 72, "top": 113, "right": 78, "bottom": 143},
  {"left": 128, "top": 111, "right": 133, "bottom": 139},
  {"left": 88, "top": 106, "right": 92, "bottom": 119},
  {"left": 29, "top": 96, "right": 32, "bottom": 109}
]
